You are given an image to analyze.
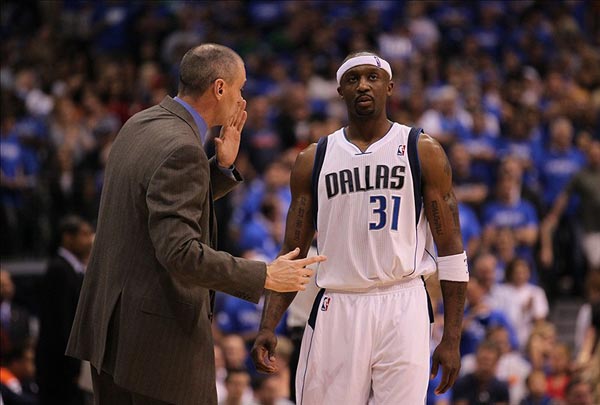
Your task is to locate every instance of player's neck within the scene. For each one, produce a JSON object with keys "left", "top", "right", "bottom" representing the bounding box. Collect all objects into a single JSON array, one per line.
[{"left": 346, "top": 117, "right": 393, "bottom": 147}]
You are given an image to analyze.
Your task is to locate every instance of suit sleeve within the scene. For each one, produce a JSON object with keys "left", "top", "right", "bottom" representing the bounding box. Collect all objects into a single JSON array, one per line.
[
  {"left": 209, "top": 156, "right": 243, "bottom": 200},
  {"left": 146, "top": 145, "right": 266, "bottom": 303}
]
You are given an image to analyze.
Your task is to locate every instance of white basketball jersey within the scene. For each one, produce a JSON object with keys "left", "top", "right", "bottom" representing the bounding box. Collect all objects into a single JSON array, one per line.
[{"left": 313, "top": 123, "right": 436, "bottom": 291}]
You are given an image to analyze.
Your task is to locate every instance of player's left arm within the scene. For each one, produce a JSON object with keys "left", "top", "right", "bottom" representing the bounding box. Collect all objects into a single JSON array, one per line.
[{"left": 419, "top": 133, "right": 467, "bottom": 395}]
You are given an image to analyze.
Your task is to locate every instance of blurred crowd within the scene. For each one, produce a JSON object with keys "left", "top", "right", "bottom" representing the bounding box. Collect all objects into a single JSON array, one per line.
[{"left": 1, "top": 1, "right": 599, "bottom": 405}]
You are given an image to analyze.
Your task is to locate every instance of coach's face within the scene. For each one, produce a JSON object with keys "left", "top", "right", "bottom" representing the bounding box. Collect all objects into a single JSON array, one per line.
[
  {"left": 215, "top": 61, "right": 246, "bottom": 126},
  {"left": 337, "top": 65, "right": 393, "bottom": 118}
]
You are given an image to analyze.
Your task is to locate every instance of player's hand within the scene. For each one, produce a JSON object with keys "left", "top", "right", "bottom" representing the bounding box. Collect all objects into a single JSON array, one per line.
[
  {"left": 251, "top": 329, "right": 278, "bottom": 373},
  {"left": 265, "top": 248, "right": 326, "bottom": 292},
  {"left": 430, "top": 338, "right": 461, "bottom": 394},
  {"left": 215, "top": 99, "right": 247, "bottom": 168}
]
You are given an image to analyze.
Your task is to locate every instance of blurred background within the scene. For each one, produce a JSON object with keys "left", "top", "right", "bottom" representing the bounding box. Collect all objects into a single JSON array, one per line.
[{"left": 0, "top": 1, "right": 599, "bottom": 405}]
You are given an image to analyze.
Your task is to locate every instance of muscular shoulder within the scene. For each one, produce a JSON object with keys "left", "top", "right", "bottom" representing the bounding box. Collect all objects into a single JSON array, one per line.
[
  {"left": 417, "top": 133, "right": 445, "bottom": 161},
  {"left": 290, "top": 142, "right": 318, "bottom": 193},
  {"left": 417, "top": 133, "right": 451, "bottom": 183},
  {"left": 294, "top": 143, "right": 317, "bottom": 175}
]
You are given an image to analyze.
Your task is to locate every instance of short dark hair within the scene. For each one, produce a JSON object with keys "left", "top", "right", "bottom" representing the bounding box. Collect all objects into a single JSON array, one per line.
[
  {"left": 58, "top": 215, "right": 86, "bottom": 238},
  {"left": 225, "top": 367, "right": 249, "bottom": 383},
  {"left": 504, "top": 257, "right": 529, "bottom": 283},
  {"left": 477, "top": 339, "right": 501, "bottom": 359},
  {"left": 565, "top": 376, "right": 592, "bottom": 396},
  {"left": 178, "top": 44, "right": 242, "bottom": 97},
  {"left": 342, "top": 50, "right": 381, "bottom": 64},
  {"left": 1, "top": 342, "right": 32, "bottom": 366}
]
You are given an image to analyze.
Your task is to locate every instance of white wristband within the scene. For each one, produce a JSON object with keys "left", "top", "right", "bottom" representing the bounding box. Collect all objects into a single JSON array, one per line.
[{"left": 437, "top": 251, "right": 469, "bottom": 282}]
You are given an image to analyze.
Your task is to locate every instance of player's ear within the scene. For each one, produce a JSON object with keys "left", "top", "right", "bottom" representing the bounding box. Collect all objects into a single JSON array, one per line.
[
  {"left": 387, "top": 80, "right": 394, "bottom": 96},
  {"left": 337, "top": 87, "right": 343, "bottom": 98}
]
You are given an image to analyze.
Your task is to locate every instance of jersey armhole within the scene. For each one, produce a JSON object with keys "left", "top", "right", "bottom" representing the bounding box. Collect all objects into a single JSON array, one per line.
[
  {"left": 311, "top": 136, "right": 329, "bottom": 231},
  {"left": 408, "top": 127, "right": 423, "bottom": 224}
]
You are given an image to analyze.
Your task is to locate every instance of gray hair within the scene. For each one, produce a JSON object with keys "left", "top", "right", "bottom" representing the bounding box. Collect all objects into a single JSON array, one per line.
[{"left": 178, "top": 44, "right": 242, "bottom": 97}]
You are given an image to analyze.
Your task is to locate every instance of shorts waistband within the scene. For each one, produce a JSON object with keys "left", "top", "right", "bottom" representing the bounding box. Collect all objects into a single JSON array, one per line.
[{"left": 323, "top": 277, "right": 424, "bottom": 295}]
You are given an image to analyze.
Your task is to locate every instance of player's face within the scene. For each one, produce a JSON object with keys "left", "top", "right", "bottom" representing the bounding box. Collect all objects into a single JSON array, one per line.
[{"left": 338, "top": 65, "right": 393, "bottom": 118}]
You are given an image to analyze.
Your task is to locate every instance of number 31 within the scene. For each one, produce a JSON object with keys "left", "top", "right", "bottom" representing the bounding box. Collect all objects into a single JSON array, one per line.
[{"left": 369, "top": 195, "right": 401, "bottom": 231}]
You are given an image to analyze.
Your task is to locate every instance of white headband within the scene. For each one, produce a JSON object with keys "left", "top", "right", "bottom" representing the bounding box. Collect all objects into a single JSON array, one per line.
[{"left": 336, "top": 55, "right": 392, "bottom": 85}]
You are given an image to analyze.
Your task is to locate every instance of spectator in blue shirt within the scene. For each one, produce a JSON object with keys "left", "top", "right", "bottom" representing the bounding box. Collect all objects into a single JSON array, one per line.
[
  {"left": 451, "top": 143, "right": 489, "bottom": 210},
  {"left": 461, "top": 279, "right": 518, "bottom": 356},
  {"left": 216, "top": 295, "right": 287, "bottom": 345},
  {"left": 497, "top": 111, "right": 543, "bottom": 189},
  {"left": 537, "top": 117, "right": 586, "bottom": 213},
  {"left": 460, "top": 108, "right": 499, "bottom": 187},
  {"left": 482, "top": 171, "right": 539, "bottom": 257},
  {"left": 0, "top": 105, "right": 35, "bottom": 256}
]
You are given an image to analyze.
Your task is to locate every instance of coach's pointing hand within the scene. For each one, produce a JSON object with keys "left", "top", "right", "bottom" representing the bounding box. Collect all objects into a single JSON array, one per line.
[{"left": 265, "top": 248, "right": 325, "bottom": 292}]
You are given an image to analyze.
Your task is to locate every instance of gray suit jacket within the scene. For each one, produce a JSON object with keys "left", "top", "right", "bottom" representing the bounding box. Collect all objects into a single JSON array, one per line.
[{"left": 66, "top": 96, "right": 266, "bottom": 404}]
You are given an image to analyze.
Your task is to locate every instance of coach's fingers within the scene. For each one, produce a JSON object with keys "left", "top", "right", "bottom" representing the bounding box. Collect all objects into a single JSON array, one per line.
[
  {"left": 234, "top": 100, "right": 247, "bottom": 130},
  {"left": 293, "top": 255, "right": 327, "bottom": 268},
  {"left": 235, "top": 110, "right": 247, "bottom": 133},
  {"left": 280, "top": 247, "right": 300, "bottom": 260}
]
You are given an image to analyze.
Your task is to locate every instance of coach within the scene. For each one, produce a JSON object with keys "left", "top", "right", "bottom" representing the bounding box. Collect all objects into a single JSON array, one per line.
[{"left": 66, "top": 44, "right": 324, "bottom": 405}]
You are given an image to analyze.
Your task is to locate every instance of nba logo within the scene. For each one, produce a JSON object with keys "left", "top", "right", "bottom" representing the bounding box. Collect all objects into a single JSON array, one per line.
[
  {"left": 321, "top": 296, "right": 331, "bottom": 311},
  {"left": 397, "top": 145, "right": 406, "bottom": 156},
  {"left": 374, "top": 56, "right": 381, "bottom": 67}
]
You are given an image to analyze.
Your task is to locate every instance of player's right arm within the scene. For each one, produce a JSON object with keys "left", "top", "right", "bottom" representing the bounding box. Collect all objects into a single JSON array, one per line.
[{"left": 251, "top": 143, "right": 319, "bottom": 373}]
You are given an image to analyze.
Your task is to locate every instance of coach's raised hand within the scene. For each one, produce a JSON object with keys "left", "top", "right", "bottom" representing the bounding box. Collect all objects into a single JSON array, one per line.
[
  {"left": 215, "top": 99, "right": 247, "bottom": 168},
  {"left": 265, "top": 248, "right": 325, "bottom": 292}
]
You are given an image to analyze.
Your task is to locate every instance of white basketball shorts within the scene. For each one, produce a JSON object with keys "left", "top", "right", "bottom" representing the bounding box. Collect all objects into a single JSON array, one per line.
[{"left": 295, "top": 277, "right": 431, "bottom": 405}]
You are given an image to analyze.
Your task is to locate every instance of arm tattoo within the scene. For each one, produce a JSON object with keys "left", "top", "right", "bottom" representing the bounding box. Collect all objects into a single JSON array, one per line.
[
  {"left": 443, "top": 281, "right": 466, "bottom": 335},
  {"left": 431, "top": 200, "right": 443, "bottom": 235},
  {"left": 262, "top": 292, "right": 296, "bottom": 329},
  {"left": 293, "top": 196, "right": 308, "bottom": 242},
  {"left": 443, "top": 191, "right": 460, "bottom": 231}
]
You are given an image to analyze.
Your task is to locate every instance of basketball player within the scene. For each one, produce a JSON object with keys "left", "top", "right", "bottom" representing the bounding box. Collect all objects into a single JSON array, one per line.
[{"left": 251, "top": 52, "right": 468, "bottom": 404}]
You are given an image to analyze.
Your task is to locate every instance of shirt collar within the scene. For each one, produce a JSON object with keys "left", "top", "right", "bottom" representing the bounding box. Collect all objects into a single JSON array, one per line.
[
  {"left": 173, "top": 96, "right": 208, "bottom": 144},
  {"left": 58, "top": 247, "right": 86, "bottom": 274}
]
